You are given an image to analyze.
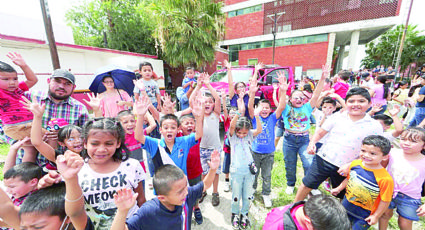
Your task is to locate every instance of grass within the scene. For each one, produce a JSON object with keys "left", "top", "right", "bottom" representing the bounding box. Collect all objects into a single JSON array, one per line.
[
  {"left": 266, "top": 151, "right": 425, "bottom": 230},
  {"left": 0, "top": 143, "right": 9, "bottom": 181}
]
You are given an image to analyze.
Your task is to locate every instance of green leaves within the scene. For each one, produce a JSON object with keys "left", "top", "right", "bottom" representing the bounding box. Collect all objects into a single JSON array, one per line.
[
  {"left": 362, "top": 25, "right": 425, "bottom": 71},
  {"left": 150, "top": 0, "right": 225, "bottom": 68}
]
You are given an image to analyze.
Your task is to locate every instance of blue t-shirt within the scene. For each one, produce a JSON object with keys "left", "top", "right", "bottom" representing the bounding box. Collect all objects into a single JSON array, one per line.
[
  {"left": 126, "top": 182, "right": 204, "bottom": 230},
  {"left": 252, "top": 112, "right": 278, "bottom": 154},
  {"left": 176, "top": 87, "right": 189, "bottom": 110},
  {"left": 417, "top": 86, "right": 425, "bottom": 108},
  {"left": 142, "top": 134, "right": 197, "bottom": 175},
  {"left": 281, "top": 102, "right": 314, "bottom": 132},
  {"left": 230, "top": 94, "right": 250, "bottom": 118},
  {"left": 182, "top": 77, "right": 197, "bottom": 93},
  {"left": 228, "top": 131, "right": 254, "bottom": 175}
]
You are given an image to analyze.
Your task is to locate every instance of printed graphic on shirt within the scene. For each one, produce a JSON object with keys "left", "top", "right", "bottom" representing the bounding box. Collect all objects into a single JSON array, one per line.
[
  {"left": 146, "top": 85, "right": 157, "bottom": 98},
  {"left": 287, "top": 109, "right": 309, "bottom": 131},
  {"left": 79, "top": 160, "right": 145, "bottom": 229},
  {"left": 254, "top": 120, "right": 271, "bottom": 145},
  {"left": 389, "top": 158, "right": 420, "bottom": 185}
]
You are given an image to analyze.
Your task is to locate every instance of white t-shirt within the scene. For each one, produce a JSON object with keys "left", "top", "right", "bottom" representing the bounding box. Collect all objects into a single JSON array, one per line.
[
  {"left": 200, "top": 112, "right": 221, "bottom": 149},
  {"left": 317, "top": 111, "right": 383, "bottom": 167},
  {"left": 312, "top": 109, "right": 334, "bottom": 144},
  {"left": 78, "top": 158, "right": 145, "bottom": 229}
]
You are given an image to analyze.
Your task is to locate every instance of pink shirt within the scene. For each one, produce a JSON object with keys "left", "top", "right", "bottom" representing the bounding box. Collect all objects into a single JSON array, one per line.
[
  {"left": 333, "top": 81, "right": 350, "bottom": 99},
  {"left": 0, "top": 81, "right": 33, "bottom": 124},
  {"left": 387, "top": 149, "right": 425, "bottom": 199},
  {"left": 125, "top": 133, "right": 141, "bottom": 152},
  {"left": 371, "top": 84, "right": 387, "bottom": 106},
  {"left": 100, "top": 91, "right": 132, "bottom": 118}
]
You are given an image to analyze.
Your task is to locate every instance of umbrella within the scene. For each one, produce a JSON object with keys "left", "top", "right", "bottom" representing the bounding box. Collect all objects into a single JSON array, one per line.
[{"left": 89, "top": 65, "right": 137, "bottom": 96}]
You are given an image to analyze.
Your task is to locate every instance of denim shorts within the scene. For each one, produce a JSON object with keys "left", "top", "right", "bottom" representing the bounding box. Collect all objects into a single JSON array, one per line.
[
  {"left": 200, "top": 148, "right": 221, "bottom": 175},
  {"left": 222, "top": 153, "right": 231, "bottom": 174},
  {"left": 389, "top": 192, "right": 422, "bottom": 221}
]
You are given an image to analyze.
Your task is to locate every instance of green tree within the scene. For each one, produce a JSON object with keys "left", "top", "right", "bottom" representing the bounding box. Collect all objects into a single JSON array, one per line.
[
  {"left": 66, "top": 0, "right": 156, "bottom": 55},
  {"left": 150, "top": 0, "right": 226, "bottom": 68},
  {"left": 362, "top": 25, "right": 425, "bottom": 71}
]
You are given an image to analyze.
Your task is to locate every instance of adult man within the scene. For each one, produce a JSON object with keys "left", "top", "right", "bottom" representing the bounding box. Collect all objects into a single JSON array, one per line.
[{"left": 17, "top": 69, "right": 89, "bottom": 165}]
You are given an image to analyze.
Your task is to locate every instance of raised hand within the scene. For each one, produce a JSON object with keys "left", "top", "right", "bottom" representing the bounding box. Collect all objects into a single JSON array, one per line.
[
  {"left": 56, "top": 150, "right": 84, "bottom": 181},
  {"left": 254, "top": 62, "right": 264, "bottom": 72},
  {"left": 254, "top": 103, "right": 263, "bottom": 117},
  {"left": 133, "top": 79, "right": 145, "bottom": 91},
  {"left": 370, "top": 103, "right": 383, "bottom": 114},
  {"left": 6, "top": 52, "right": 27, "bottom": 67},
  {"left": 83, "top": 93, "right": 101, "bottom": 111},
  {"left": 321, "top": 63, "right": 332, "bottom": 78},
  {"left": 20, "top": 96, "right": 45, "bottom": 118},
  {"left": 249, "top": 78, "right": 258, "bottom": 95},
  {"left": 9, "top": 137, "right": 31, "bottom": 151},
  {"left": 134, "top": 95, "right": 151, "bottom": 116},
  {"left": 37, "top": 170, "right": 62, "bottom": 190},
  {"left": 203, "top": 73, "right": 211, "bottom": 85},
  {"left": 224, "top": 59, "right": 232, "bottom": 69},
  {"left": 388, "top": 104, "right": 401, "bottom": 117},
  {"left": 114, "top": 188, "right": 138, "bottom": 212},
  {"left": 208, "top": 150, "right": 220, "bottom": 171},
  {"left": 277, "top": 71, "right": 288, "bottom": 92},
  {"left": 192, "top": 97, "right": 205, "bottom": 118},
  {"left": 237, "top": 92, "right": 246, "bottom": 114}
]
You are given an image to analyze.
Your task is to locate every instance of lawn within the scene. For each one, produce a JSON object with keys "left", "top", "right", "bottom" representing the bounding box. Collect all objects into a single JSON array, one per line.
[{"left": 0, "top": 143, "right": 9, "bottom": 180}]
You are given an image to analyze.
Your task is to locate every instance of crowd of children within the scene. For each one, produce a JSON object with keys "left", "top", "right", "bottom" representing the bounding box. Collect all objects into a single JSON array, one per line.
[{"left": 1, "top": 52, "right": 425, "bottom": 230}]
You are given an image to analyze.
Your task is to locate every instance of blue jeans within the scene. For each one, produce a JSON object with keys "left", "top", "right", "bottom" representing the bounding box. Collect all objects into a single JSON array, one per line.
[
  {"left": 409, "top": 107, "right": 425, "bottom": 127},
  {"left": 282, "top": 132, "right": 312, "bottom": 186},
  {"left": 231, "top": 173, "right": 254, "bottom": 215},
  {"left": 343, "top": 198, "right": 371, "bottom": 230}
]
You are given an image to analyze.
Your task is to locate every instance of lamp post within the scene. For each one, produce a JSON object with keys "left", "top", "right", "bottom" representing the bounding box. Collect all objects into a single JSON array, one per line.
[{"left": 267, "top": 11, "right": 285, "bottom": 64}]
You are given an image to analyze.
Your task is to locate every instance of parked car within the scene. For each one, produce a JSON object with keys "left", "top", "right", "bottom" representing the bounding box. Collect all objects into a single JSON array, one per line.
[{"left": 210, "top": 65, "right": 295, "bottom": 107}]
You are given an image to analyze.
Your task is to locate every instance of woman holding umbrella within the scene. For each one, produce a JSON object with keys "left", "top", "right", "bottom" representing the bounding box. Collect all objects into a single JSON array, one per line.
[{"left": 99, "top": 75, "right": 133, "bottom": 117}]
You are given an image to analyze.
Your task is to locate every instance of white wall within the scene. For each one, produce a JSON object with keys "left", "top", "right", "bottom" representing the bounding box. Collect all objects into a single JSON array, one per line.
[{"left": 0, "top": 44, "right": 164, "bottom": 91}]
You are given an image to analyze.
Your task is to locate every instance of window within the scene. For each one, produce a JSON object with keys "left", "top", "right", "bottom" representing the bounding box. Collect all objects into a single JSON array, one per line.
[
  {"left": 227, "top": 5, "right": 262, "bottom": 18},
  {"left": 248, "top": 58, "right": 258, "bottom": 65}
]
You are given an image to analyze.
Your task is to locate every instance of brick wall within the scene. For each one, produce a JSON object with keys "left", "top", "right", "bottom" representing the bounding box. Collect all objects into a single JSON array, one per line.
[
  {"left": 238, "top": 41, "right": 329, "bottom": 70},
  {"left": 205, "top": 51, "right": 229, "bottom": 75},
  {"left": 225, "top": 11, "right": 264, "bottom": 40}
]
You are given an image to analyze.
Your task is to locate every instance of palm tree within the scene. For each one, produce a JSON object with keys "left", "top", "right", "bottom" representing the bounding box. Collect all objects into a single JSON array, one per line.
[{"left": 150, "top": 0, "right": 226, "bottom": 68}]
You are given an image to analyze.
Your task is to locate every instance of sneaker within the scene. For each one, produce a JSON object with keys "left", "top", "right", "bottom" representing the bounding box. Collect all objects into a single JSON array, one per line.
[
  {"left": 262, "top": 195, "right": 272, "bottom": 208},
  {"left": 285, "top": 186, "right": 295, "bottom": 195},
  {"left": 193, "top": 208, "right": 203, "bottom": 225},
  {"left": 323, "top": 180, "right": 331, "bottom": 192},
  {"left": 231, "top": 213, "right": 240, "bottom": 229},
  {"left": 310, "top": 189, "right": 321, "bottom": 196},
  {"left": 239, "top": 214, "right": 250, "bottom": 229},
  {"left": 212, "top": 193, "right": 220, "bottom": 206},
  {"left": 224, "top": 181, "right": 231, "bottom": 192}
]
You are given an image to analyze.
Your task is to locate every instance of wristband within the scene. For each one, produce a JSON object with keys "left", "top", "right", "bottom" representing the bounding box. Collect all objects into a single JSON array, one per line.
[
  {"left": 236, "top": 111, "right": 241, "bottom": 116},
  {"left": 65, "top": 193, "right": 84, "bottom": 202}
]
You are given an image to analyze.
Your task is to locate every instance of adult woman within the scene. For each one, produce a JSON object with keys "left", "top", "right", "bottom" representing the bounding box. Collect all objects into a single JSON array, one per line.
[{"left": 99, "top": 76, "right": 133, "bottom": 117}]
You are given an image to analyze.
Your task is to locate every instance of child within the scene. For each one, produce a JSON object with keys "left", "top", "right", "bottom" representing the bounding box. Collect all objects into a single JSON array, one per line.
[
  {"left": 331, "top": 135, "right": 394, "bottom": 229},
  {"left": 294, "top": 87, "right": 384, "bottom": 203},
  {"left": 78, "top": 118, "right": 146, "bottom": 229},
  {"left": 182, "top": 67, "right": 197, "bottom": 93},
  {"left": 330, "top": 70, "right": 351, "bottom": 99},
  {"left": 189, "top": 73, "right": 222, "bottom": 206},
  {"left": 133, "top": 62, "right": 161, "bottom": 110},
  {"left": 272, "top": 83, "right": 285, "bottom": 147},
  {"left": 3, "top": 162, "right": 42, "bottom": 206},
  {"left": 0, "top": 52, "right": 38, "bottom": 162},
  {"left": 248, "top": 71, "right": 287, "bottom": 208},
  {"left": 360, "top": 72, "right": 375, "bottom": 90},
  {"left": 111, "top": 151, "right": 220, "bottom": 230},
  {"left": 117, "top": 109, "right": 156, "bottom": 167},
  {"left": 179, "top": 114, "right": 204, "bottom": 224},
  {"left": 221, "top": 92, "right": 239, "bottom": 193},
  {"left": 133, "top": 93, "right": 203, "bottom": 175},
  {"left": 370, "top": 104, "right": 403, "bottom": 143},
  {"left": 379, "top": 127, "right": 425, "bottom": 230},
  {"left": 280, "top": 64, "right": 329, "bottom": 195},
  {"left": 21, "top": 99, "right": 83, "bottom": 167},
  {"left": 228, "top": 113, "right": 262, "bottom": 229},
  {"left": 263, "top": 194, "right": 351, "bottom": 230}
]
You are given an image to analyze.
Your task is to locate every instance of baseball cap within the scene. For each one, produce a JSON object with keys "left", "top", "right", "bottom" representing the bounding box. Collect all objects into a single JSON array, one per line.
[{"left": 51, "top": 69, "right": 75, "bottom": 84}]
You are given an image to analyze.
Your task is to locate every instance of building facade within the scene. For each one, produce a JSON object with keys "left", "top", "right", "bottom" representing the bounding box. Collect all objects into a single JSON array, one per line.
[{"left": 219, "top": 0, "right": 405, "bottom": 79}]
